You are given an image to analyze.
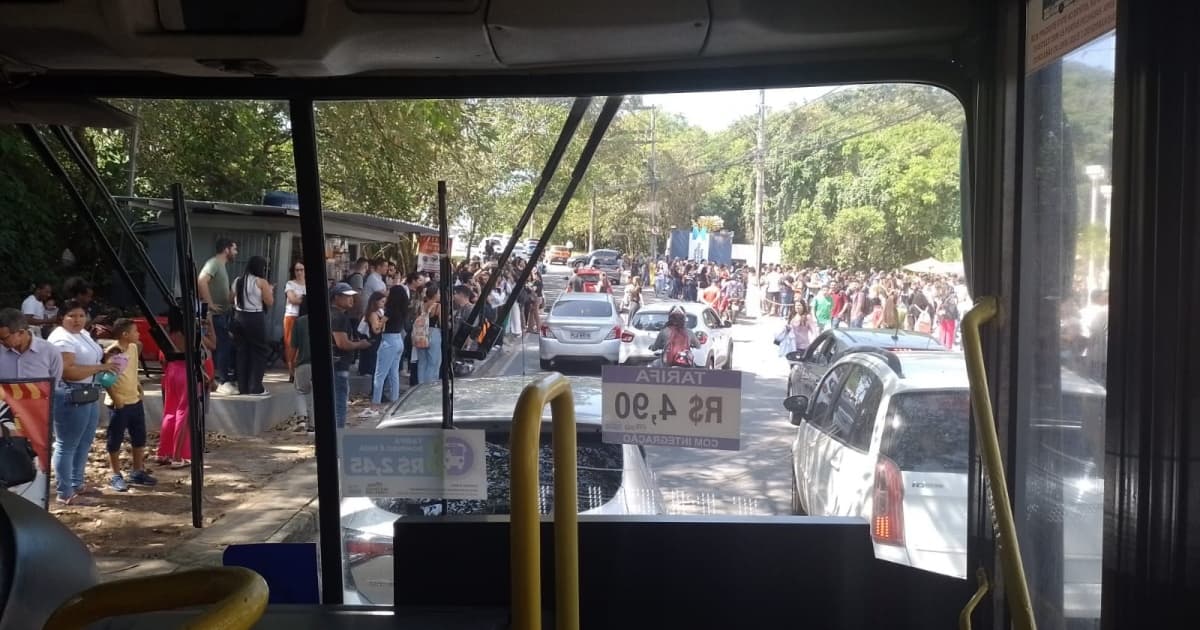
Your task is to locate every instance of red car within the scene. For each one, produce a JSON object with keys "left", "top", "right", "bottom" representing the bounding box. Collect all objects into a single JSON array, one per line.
[{"left": 566, "top": 268, "right": 612, "bottom": 293}]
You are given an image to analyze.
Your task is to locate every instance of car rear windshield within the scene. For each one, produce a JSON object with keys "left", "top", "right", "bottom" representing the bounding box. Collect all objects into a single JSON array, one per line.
[
  {"left": 370, "top": 434, "right": 625, "bottom": 516},
  {"left": 552, "top": 300, "right": 612, "bottom": 318},
  {"left": 879, "top": 391, "right": 970, "bottom": 473},
  {"left": 630, "top": 312, "right": 698, "bottom": 331}
]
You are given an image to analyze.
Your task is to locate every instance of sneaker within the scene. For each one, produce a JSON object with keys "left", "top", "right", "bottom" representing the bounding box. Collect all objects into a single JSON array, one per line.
[
  {"left": 216, "top": 382, "right": 239, "bottom": 395},
  {"left": 128, "top": 470, "right": 158, "bottom": 486},
  {"left": 245, "top": 390, "right": 271, "bottom": 397},
  {"left": 109, "top": 473, "right": 129, "bottom": 492}
]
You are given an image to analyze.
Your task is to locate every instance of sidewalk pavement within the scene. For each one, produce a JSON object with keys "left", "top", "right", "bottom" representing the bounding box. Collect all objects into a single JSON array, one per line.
[{"left": 92, "top": 342, "right": 515, "bottom": 583}]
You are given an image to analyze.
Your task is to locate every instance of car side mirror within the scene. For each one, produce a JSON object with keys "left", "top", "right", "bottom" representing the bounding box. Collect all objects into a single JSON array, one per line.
[
  {"left": 785, "top": 350, "right": 806, "bottom": 362},
  {"left": 783, "top": 395, "right": 809, "bottom": 425}
]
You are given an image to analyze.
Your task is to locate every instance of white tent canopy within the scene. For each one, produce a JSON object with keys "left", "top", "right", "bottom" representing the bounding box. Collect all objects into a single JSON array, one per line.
[{"left": 902, "top": 257, "right": 964, "bottom": 275}]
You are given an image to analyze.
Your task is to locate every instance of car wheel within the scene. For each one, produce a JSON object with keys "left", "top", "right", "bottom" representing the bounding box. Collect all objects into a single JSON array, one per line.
[
  {"left": 791, "top": 469, "right": 806, "bottom": 515},
  {"left": 722, "top": 344, "right": 734, "bottom": 370},
  {"left": 539, "top": 359, "right": 552, "bottom": 370}
]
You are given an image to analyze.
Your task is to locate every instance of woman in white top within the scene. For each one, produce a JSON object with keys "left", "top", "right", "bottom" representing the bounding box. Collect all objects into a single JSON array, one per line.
[
  {"left": 232, "top": 255, "right": 275, "bottom": 396},
  {"left": 48, "top": 299, "right": 118, "bottom": 505},
  {"left": 283, "top": 261, "right": 306, "bottom": 382}
]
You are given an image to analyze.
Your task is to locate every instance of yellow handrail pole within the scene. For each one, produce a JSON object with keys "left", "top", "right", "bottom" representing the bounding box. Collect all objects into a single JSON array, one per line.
[
  {"left": 44, "top": 567, "right": 268, "bottom": 630},
  {"left": 510, "top": 373, "right": 580, "bottom": 630},
  {"left": 961, "top": 296, "right": 1036, "bottom": 630},
  {"left": 958, "top": 568, "right": 991, "bottom": 630},
  {"left": 550, "top": 382, "right": 580, "bottom": 630}
]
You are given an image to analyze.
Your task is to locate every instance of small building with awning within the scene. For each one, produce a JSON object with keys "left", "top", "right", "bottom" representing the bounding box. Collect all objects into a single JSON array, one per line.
[{"left": 116, "top": 196, "right": 435, "bottom": 341}]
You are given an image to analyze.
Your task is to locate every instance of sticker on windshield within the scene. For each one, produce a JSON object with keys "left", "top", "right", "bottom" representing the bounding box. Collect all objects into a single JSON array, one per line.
[
  {"left": 340, "top": 428, "right": 487, "bottom": 500},
  {"left": 601, "top": 365, "right": 744, "bottom": 451}
]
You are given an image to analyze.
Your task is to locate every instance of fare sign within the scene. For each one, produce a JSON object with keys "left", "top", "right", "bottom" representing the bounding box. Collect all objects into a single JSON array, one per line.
[
  {"left": 340, "top": 428, "right": 486, "bottom": 500},
  {"left": 600, "top": 365, "right": 743, "bottom": 451}
]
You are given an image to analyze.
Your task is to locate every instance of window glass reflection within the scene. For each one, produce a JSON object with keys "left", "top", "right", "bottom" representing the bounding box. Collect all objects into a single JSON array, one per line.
[{"left": 1019, "top": 32, "right": 1114, "bottom": 628}]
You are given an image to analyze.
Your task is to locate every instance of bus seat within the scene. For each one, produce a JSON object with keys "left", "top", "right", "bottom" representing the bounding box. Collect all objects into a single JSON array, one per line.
[{"left": 0, "top": 489, "right": 98, "bottom": 630}]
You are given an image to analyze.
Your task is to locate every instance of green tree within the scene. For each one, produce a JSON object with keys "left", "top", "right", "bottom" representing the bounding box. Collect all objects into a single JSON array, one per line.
[{"left": 827, "top": 206, "right": 888, "bottom": 269}]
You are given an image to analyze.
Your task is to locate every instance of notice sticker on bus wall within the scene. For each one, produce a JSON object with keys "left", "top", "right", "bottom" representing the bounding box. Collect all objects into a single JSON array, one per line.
[
  {"left": 340, "top": 428, "right": 486, "bottom": 500},
  {"left": 1026, "top": 0, "right": 1115, "bottom": 74},
  {"left": 600, "top": 365, "right": 744, "bottom": 451}
]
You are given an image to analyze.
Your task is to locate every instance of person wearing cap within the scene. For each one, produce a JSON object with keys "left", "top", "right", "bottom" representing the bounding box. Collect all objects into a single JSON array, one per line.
[{"left": 330, "top": 282, "right": 372, "bottom": 429}]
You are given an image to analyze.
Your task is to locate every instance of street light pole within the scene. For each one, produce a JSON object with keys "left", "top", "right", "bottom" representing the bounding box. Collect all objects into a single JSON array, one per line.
[
  {"left": 589, "top": 189, "right": 596, "bottom": 252},
  {"left": 649, "top": 106, "right": 658, "bottom": 259},
  {"left": 753, "top": 89, "right": 766, "bottom": 273},
  {"left": 1085, "top": 164, "right": 1105, "bottom": 293}
]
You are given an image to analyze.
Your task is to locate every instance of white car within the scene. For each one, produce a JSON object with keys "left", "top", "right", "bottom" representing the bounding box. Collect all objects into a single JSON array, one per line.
[
  {"left": 340, "top": 375, "right": 665, "bottom": 605},
  {"left": 539, "top": 292, "right": 623, "bottom": 370},
  {"left": 619, "top": 301, "right": 734, "bottom": 369},
  {"left": 783, "top": 351, "right": 1103, "bottom": 618}
]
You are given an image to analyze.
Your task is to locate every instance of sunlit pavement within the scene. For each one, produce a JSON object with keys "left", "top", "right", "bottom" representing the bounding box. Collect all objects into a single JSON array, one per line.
[{"left": 486, "top": 265, "right": 796, "bottom": 516}]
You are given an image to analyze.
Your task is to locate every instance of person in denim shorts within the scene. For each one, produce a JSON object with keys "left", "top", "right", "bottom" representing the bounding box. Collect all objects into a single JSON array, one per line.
[{"left": 102, "top": 319, "right": 157, "bottom": 491}]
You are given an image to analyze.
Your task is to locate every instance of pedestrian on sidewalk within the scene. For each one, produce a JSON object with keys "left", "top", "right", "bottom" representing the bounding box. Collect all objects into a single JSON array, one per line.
[
  {"left": 102, "top": 318, "right": 157, "bottom": 491},
  {"left": 331, "top": 282, "right": 371, "bottom": 429},
  {"left": 48, "top": 299, "right": 119, "bottom": 505},
  {"left": 155, "top": 307, "right": 194, "bottom": 468},
  {"left": 290, "top": 296, "right": 314, "bottom": 431}
]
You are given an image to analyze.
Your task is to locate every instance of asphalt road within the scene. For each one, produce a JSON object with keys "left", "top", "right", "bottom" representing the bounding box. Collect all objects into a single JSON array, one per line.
[{"left": 481, "top": 264, "right": 795, "bottom": 516}]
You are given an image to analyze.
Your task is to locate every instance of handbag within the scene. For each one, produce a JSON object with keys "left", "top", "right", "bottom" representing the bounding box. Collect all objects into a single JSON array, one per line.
[
  {"left": 0, "top": 423, "right": 37, "bottom": 488},
  {"left": 69, "top": 384, "right": 101, "bottom": 405},
  {"left": 773, "top": 326, "right": 789, "bottom": 346}
]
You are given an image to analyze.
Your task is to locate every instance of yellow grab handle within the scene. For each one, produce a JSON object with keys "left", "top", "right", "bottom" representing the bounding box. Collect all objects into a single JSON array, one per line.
[
  {"left": 510, "top": 373, "right": 579, "bottom": 630},
  {"left": 961, "top": 296, "right": 1036, "bottom": 630},
  {"left": 958, "top": 568, "right": 990, "bottom": 630},
  {"left": 44, "top": 566, "right": 268, "bottom": 630}
]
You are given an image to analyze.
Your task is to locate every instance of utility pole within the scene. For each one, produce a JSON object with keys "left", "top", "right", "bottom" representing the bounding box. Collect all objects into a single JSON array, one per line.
[
  {"left": 126, "top": 102, "right": 141, "bottom": 197},
  {"left": 649, "top": 106, "right": 658, "bottom": 258},
  {"left": 589, "top": 189, "right": 596, "bottom": 252},
  {"left": 753, "top": 89, "right": 766, "bottom": 273}
]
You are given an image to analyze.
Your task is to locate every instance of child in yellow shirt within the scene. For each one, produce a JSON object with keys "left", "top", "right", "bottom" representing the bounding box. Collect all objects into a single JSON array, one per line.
[{"left": 103, "top": 319, "right": 157, "bottom": 491}]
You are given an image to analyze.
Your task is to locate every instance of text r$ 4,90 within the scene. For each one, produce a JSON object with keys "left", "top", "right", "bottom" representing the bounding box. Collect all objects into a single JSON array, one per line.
[{"left": 612, "top": 391, "right": 724, "bottom": 425}]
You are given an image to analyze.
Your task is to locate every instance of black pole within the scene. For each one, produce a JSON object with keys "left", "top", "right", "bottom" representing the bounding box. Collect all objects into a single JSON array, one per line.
[
  {"left": 288, "top": 99, "right": 344, "bottom": 603},
  {"left": 453, "top": 97, "right": 591, "bottom": 354},
  {"left": 438, "top": 181, "right": 454, "bottom": 430},
  {"left": 170, "top": 184, "right": 206, "bottom": 528},
  {"left": 18, "top": 125, "right": 176, "bottom": 357},
  {"left": 49, "top": 125, "right": 180, "bottom": 314},
  {"left": 488, "top": 96, "right": 625, "bottom": 350}
]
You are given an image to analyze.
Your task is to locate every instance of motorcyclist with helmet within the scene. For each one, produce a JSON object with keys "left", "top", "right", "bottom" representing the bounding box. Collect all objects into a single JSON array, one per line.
[{"left": 649, "top": 305, "right": 701, "bottom": 367}]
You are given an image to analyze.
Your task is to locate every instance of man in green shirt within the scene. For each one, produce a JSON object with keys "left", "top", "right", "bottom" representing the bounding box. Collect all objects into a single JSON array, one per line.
[
  {"left": 197, "top": 238, "right": 238, "bottom": 392},
  {"left": 811, "top": 285, "right": 834, "bottom": 331}
]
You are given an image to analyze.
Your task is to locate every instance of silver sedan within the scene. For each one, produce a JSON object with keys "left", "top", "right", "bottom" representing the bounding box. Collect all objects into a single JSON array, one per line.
[{"left": 538, "top": 292, "right": 623, "bottom": 370}]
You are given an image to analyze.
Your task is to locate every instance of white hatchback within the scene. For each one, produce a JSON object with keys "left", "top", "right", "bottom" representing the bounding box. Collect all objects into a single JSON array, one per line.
[
  {"left": 783, "top": 351, "right": 1103, "bottom": 619},
  {"left": 618, "top": 301, "right": 734, "bottom": 369}
]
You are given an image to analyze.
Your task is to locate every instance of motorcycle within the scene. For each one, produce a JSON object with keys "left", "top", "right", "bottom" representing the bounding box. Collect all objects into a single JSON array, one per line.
[{"left": 649, "top": 347, "right": 696, "bottom": 369}]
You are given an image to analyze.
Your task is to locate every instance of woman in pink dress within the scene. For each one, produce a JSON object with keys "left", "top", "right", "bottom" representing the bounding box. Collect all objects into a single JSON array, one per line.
[{"left": 154, "top": 307, "right": 215, "bottom": 468}]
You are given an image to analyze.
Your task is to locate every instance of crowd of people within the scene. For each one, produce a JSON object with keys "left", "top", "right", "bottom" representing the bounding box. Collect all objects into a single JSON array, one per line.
[{"left": 0, "top": 236, "right": 552, "bottom": 506}]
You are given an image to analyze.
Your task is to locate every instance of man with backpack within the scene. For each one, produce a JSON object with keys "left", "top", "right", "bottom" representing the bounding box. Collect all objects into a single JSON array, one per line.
[
  {"left": 649, "top": 306, "right": 700, "bottom": 367},
  {"left": 344, "top": 258, "right": 370, "bottom": 320}
]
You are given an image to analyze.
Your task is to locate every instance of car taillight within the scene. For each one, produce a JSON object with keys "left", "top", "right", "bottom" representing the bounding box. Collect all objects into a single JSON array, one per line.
[
  {"left": 605, "top": 326, "right": 621, "bottom": 340},
  {"left": 620, "top": 331, "right": 635, "bottom": 342},
  {"left": 345, "top": 533, "right": 394, "bottom": 564},
  {"left": 696, "top": 331, "right": 709, "bottom": 345},
  {"left": 540, "top": 325, "right": 553, "bottom": 338},
  {"left": 872, "top": 456, "right": 905, "bottom": 546}
]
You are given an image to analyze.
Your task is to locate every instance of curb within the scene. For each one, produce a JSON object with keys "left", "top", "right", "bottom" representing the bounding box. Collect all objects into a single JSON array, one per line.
[{"left": 266, "top": 497, "right": 319, "bottom": 543}]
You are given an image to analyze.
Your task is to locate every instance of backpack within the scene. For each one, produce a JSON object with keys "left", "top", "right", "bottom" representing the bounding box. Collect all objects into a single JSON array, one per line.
[
  {"left": 412, "top": 304, "right": 431, "bottom": 349},
  {"left": 664, "top": 328, "right": 693, "bottom": 367}
]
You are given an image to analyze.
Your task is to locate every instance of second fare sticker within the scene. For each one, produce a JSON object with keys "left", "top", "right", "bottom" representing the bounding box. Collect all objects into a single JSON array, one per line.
[{"left": 601, "top": 365, "right": 744, "bottom": 451}]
